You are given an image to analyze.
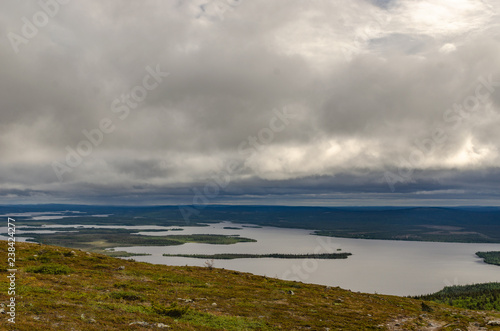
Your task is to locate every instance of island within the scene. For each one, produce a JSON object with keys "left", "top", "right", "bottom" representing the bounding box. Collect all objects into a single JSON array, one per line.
[
  {"left": 476, "top": 251, "right": 500, "bottom": 266},
  {"left": 162, "top": 252, "right": 352, "bottom": 259},
  {"left": 25, "top": 229, "right": 257, "bottom": 255}
]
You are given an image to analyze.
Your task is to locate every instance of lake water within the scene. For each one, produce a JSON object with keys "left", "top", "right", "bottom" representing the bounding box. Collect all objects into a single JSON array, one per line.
[
  {"left": 3, "top": 219, "right": 499, "bottom": 296},
  {"left": 105, "top": 221, "right": 500, "bottom": 296}
]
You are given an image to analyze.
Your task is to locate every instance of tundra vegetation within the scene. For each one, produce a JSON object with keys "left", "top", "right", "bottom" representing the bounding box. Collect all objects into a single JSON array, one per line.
[{"left": 1, "top": 241, "right": 500, "bottom": 330}]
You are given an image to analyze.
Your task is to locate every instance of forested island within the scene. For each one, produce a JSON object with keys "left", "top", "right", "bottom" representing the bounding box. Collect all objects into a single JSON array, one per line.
[
  {"left": 476, "top": 251, "right": 500, "bottom": 266},
  {"left": 23, "top": 229, "right": 257, "bottom": 254},
  {"left": 162, "top": 252, "right": 352, "bottom": 259}
]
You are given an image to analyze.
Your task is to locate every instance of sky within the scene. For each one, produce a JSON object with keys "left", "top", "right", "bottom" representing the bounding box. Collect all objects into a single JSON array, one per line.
[{"left": 1, "top": 0, "right": 500, "bottom": 206}]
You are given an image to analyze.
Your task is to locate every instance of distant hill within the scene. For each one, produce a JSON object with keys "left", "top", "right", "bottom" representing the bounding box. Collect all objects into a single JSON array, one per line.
[
  {"left": 2, "top": 241, "right": 500, "bottom": 330},
  {"left": 3, "top": 204, "right": 500, "bottom": 243}
]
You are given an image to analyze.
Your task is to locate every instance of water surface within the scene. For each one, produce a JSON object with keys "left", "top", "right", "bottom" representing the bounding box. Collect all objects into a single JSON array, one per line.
[{"left": 109, "top": 221, "right": 500, "bottom": 296}]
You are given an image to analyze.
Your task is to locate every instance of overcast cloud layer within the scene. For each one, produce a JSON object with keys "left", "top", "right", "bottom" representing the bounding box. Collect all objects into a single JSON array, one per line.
[{"left": 1, "top": 0, "right": 500, "bottom": 205}]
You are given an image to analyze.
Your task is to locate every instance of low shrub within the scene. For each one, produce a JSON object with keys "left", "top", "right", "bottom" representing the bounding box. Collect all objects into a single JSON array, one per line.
[
  {"left": 26, "top": 264, "right": 72, "bottom": 275},
  {"left": 110, "top": 291, "right": 144, "bottom": 301},
  {"left": 152, "top": 302, "right": 189, "bottom": 317}
]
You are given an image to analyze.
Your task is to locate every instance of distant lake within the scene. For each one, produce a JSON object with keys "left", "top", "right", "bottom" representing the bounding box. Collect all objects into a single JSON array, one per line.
[{"left": 108, "top": 221, "right": 500, "bottom": 296}]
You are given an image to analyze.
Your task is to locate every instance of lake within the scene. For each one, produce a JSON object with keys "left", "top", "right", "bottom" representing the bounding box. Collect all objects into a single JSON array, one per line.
[{"left": 105, "top": 221, "right": 500, "bottom": 296}]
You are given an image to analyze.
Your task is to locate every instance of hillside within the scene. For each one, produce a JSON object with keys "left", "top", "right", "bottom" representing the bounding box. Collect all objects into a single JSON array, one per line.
[{"left": 2, "top": 241, "right": 500, "bottom": 330}]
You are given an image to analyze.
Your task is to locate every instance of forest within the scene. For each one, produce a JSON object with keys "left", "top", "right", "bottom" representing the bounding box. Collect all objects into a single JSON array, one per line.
[
  {"left": 476, "top": 251, "right": 500, "bottom": 266},
  {"left": 414, "top": 283, "right": 500, "bottom": 311}
]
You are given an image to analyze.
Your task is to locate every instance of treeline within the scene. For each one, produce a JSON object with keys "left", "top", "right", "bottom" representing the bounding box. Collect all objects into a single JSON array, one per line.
[
  {"left": 162, "top": 252, "right": 352, "bottom": 260},
  {"left": 476, "top": 251, "right": 500, "bottom": 266},
  {"left": 413, "top": 283, "right": 500, "bottom": 311}
]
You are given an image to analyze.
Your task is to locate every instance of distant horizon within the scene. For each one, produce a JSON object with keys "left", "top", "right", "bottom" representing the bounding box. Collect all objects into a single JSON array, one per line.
[{"left": 1, "top": 203, "right": 500, "bottom": 208}]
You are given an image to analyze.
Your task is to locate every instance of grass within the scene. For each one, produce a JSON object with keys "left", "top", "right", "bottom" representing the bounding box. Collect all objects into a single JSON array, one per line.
[
  {"left": 1, "top": 241, "right": 500, "bottom": 330},
  {"left": 25, "top": 264, "right": 72, "bottom": 275}
]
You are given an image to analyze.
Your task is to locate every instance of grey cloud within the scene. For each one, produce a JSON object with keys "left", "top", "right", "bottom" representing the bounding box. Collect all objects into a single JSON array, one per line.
[{"left": 1, "top": 0, "right": 500, "bottom": 205}]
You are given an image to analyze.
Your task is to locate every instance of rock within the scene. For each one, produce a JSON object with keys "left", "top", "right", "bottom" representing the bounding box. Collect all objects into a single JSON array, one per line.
[
  {"left": 212, "top": 302, "right": 217, "bottom": 306},
  {"left": 129, "top": 321, "right": 149, "bottom": 326},
  {"left": 117, "top": 266, "right": 125, "bottom": 270},
  {"left": 33, "top": 316, "right": 40, "bottom": 320},
  {"left": 156, "top": 323, "right": 170, "bottom": 328},
  {"left": 288, "top": 290, "right": 294, "bottom": 295},
  {"left": 184, "top": 299, "right": 193, "bottom": 303},
  {"left": 488, "top": 320, "right": 500, "bottom": 326},
  {"left": 335, "top": 298, "right": 343, "bottom": 303},
  {"left": 86, "top": 252, "right": 91, "bottom": 255},
  {"left": 0, "top": 308, "right": 5, "bottom": 314}
]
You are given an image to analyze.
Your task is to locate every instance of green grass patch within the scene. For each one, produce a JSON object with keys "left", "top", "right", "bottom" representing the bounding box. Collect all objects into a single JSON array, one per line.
[
  {"left": 152, "top": 302, "right": 189, "bottom": 317},
  {"left": 155, "top": 273, "right": 205, "bottom": 285},
  {"left": 110, "top": 291, "right": 145, "bottom": 301},
  {"left": 181, "top": 310, "right": 270, "bottom": 330},
  {"left": 25, "top": 264, "right": 72, "bottom": 275}
]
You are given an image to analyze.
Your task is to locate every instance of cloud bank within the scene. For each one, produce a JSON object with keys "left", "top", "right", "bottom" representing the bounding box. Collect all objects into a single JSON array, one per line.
[{"left": 1, "top": 0, "right": 500, "bottom": 205}]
